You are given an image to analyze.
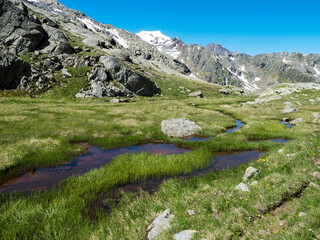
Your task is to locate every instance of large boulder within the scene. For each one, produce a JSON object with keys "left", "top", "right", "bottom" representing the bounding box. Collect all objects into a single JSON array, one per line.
[
  {"left": 40, "top": 24, "right": 74, "bottom": 54},
  {"left": 0, "top": 0, "right": 46, "bottom": 54},
  {"left": 99, "top": 55, "right": 161, "bottom": 97},
  {"left": 161, "top": 118, "right": 201, "bottom": 138},
  {"left": 0, "top": 52, "right": 30, "bottom": 89}
]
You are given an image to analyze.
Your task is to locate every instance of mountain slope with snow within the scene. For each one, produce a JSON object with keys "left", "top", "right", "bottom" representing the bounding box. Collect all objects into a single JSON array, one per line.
[{"left": 137, "top": 31, "right": 320, "bottom": 91}]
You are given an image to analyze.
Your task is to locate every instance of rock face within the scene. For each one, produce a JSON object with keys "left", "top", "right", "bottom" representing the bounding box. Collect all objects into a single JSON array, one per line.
[
  {"left": 147, "top": 209, "right": 174, "bottom": 240},
  {"left": 243, "top": 166, "right": 260, "bottom": 181},
  {"left": 161, "top": 119, "right": 201, "bottom": 137},
  {"left": 0, "top": 52, "right": 30, "bottom": 89},
  {"left": 173, "top": 230, "right": 197, "bottom": 240},
  {"left": 0, "top": 0, "right": 46, "bottom": 54},
  {"left": 76, "top": 56, "right": 160, "bottom": 98}
]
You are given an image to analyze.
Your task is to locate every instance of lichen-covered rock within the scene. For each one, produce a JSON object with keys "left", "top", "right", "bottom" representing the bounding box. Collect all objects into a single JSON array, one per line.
[
  {"left": 147, "top": 209, "right": 174, "bottom": 240},
  {"left": 243, "top": 166, "right": 260, "bottom": 181},
  {"left": 161, "top": 119, "right": 201, "bottom": 137},
  {"left": 188, "top": 91, "right": 203, "bottom": 98}
]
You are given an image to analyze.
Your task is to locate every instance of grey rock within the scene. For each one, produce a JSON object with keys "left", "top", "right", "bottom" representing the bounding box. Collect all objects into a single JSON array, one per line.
[
  {"left": 161, "top": 119, "right": 201, "bottom": 137},
  {"left": 173, "top": 230, "right": 197, "bottom": 240},
  {"left": 110, "top": 98, "right": 120, "bottom": 103},
  {"left": 188, "top": 91, "right": 203, "bottom": 98},
  {"left": 74, "top": 46, "right": 82, "bottom": 53},
  {"left": 290, "top": 118, "right": 303, "bottom": 125},
  {"left": 235, "top": 183, "right": 249, "bottom": 192},
  {"left": 0, "top": 53, "right": 30, "bottom": 89},
  {"left": 75, "top": 93, "right": 85, "bottom": 98},
  {"left": 309, "top": 182, "right": 320, "bottom": 190},
  {"left": 312, "top": 172, "right": 320, "bottom": 181},
  {"left": 0, "top": 0, "right": 46, "bottom": 54},
  {"left": 61, "top": 68, "right": 72, "bottom": 77},
  {"left": 243, "top": 166, "right": 260, "bottom": 181},
  {"left": 250, "top": 181, "right": 258, "bottom": 186},
  {"left": 147, "top": 209, "right": 174, "bottom": 240},
  {"left": 187, "top": 210, "right": 195, "bottom": 216},
  {"left": 282, "top": 107, "right": 299, "bottom": 114}
]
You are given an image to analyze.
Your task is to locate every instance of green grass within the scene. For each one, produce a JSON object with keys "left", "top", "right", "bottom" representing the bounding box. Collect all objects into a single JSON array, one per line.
[{"left": 0, "top": 72, "right": 320, "bottom": 239}]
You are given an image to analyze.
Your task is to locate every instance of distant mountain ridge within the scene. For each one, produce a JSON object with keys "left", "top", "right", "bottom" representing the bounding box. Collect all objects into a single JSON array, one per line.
[{"left": 136, "top": 31, "right": 320, "bottom": 91}]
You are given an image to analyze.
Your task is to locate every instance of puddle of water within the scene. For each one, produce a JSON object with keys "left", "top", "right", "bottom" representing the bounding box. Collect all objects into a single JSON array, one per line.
[
  {"left": 0, "top": 143, "right": 190, "bottom": 194},
  {"left": 184, "top": 119, "right": 244, "bottom": 142},
  {"left": 226, "top": 120, "right": 244, "bottom": 133},
  {"left": 184, "top": 135, "right": 214, "bottom": 142},
  {"left": 281, "top": 121, "right": 292, "bottom": 128},
  {"left": 199, "top": 150, "right": 265, "bottom": 172},
  {"left": 249, "top": 138, "right": 291, "bottom": 144}
]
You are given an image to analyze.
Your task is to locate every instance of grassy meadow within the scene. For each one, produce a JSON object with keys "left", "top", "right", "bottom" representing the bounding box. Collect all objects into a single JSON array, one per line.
[{"left": 0, "top": 71, "right": 320, "bottom": 239}]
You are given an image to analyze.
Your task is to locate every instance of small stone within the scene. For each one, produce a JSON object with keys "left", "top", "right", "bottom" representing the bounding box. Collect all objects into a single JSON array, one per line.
[
  {"left": 187, "top": 210, "right": 194, "bottom": 216},
  {"left": 110, "top": 98, "right": 121, "bottom": 103},
  {"left": 62, "top": 68, "right": 72, "bottom": 77},
  {"left": 290, "top": 118, "right": 303, "bottom": 125},
  {"left": 282, "top": 107, "right": 299, "bottom": 114},
  {"left": 312, "top": 172, "right": 320, "bottom": 181},
  {"left": 299, "top": 212, "right": 306, "bottom": 217},
  {"left": 243, "top": 166, "right": 260, "bottom": 181},
  {"left": 250, "top": 181, "right": 258, "bottom": 186},
  {"left": 278, "top": 149, "right": 284, "bottom": 154},
  {"left": 188, "top": 91, "right": 203, "bottom": 98},
  {"left": 309, "top": 182, "right": 320, "bottom": 190},
  {"left": 75, "top": 93, "right": 85, "bottom": 98},
  {"left": 173, "top": 230, "right": 197, "bottom": 240},
  {"left": 235, "top": 183, "right": 249, "bottom": 192}
]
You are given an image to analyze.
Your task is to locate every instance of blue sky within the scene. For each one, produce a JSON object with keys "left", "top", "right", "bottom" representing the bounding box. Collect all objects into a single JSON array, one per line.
[{"left": 59, "top": 0, "right": 320, "bottom": 55}]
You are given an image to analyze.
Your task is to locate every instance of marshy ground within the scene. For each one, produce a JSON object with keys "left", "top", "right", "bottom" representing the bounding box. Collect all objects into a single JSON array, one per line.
[{"left": 0, "top": 73, "right": 320, "bottom": 239}]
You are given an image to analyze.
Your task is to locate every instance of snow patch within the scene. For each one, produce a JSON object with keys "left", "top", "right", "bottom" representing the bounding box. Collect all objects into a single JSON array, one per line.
[
  {"left": 78, "top": 18, "right": 102, "bottom": 31},
  {"left": 230, "top": 57, "right": 235, "bottom": 61},
  {"left": 105, "top": 28, "right": 128, "bottom": 48},
  {"left": 227, "top": 67, "right": 259, "bottom": 92},
  {"left": 254, "top": 77, "right": 261, "bottom": 82},
  {"left": 190, "top": 73, "right": 197, "bottom": 79},
  {"left": 314, "top": 65, "right": 320, "bottom": 76},
  {"left": 283, "top": 57, "right": 291, "bottom": 64},
  {"left": 238, "top": 65, "right": 247, "bottom": 72},
  {"left": 136, "top": 30, "right": 180, "bottom": 58}
]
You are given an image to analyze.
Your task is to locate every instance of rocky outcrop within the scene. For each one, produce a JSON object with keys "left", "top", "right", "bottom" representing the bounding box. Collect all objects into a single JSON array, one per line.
[
  {"left": 161, "top": 119, "right": 201, "bottom": 138},
  {"left": 0, "top": 52, "right": 30, "bottom": 89},
  {"left": 76, "top": 56, "right": 161, "bottom": 98},
  {"left": 255, "top": 83, "right": 320, "bottom": 103},
  {"left": 0, "top": 0, "right": 46, "bottom": 54}
]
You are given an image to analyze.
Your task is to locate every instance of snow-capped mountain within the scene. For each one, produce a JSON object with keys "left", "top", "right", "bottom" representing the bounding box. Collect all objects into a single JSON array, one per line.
[
  {"left": 136, "top": 31, "right": 184, "bottom": 59},
  {"left": 137, "top": 31, "right": 320, "bottom": 91}
]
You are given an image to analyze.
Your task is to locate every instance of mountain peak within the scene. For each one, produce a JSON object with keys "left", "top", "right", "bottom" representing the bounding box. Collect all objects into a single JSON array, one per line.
[{"left": 205, "top": 43, "right": 231, "bottom": 56}]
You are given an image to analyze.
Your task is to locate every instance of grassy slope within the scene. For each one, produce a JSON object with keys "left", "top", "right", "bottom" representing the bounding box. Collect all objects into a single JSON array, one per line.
[{"left": 0, "top": 72, "right": 320, "bottom": 239}]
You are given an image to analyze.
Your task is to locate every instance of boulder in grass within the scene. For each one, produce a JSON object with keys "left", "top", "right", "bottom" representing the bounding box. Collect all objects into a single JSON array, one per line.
[
  {"left": 147, "top": 209, "right": 174, "bottom": 240},
  {"left": 243, "top": 166, "right": 260, "bottom": 181},
  {"left": 235, "top": 183, "right": 249, "bottom": 192},
  {"left": 161, "top": 119, "right": 201, "bottom": 138},
  {"left": 188, "top": 91, "right": 203, "bottom": 98},
  {"left": 173, "top": 230, "right": 197, "bottom": 240}
]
